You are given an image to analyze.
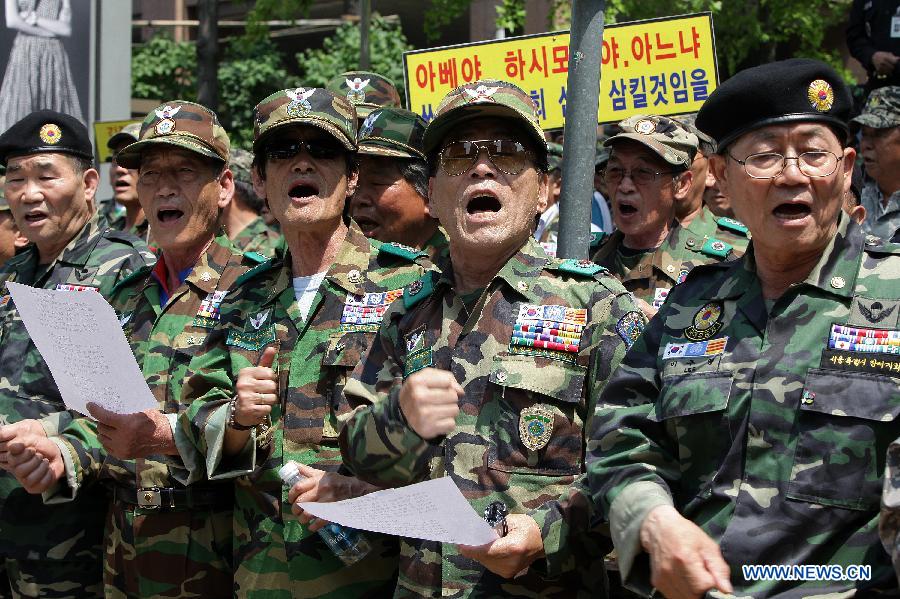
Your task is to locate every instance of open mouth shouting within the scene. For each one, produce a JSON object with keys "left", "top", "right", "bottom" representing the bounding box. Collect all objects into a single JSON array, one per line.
[
  {"left": 23, "top": 209, "right": 49, "bottom": 228},
  {"left": 464, "top": 188, "right": 502, "bottom": 223},
  {"left": 155, "top": 206, "right": 186, "bottom": 227},
  {"left": 772, "top": 201, "right": 812, "bottom": 223},
  {"left": 289, "top": 180, "right": 321, "bottom": 203}
]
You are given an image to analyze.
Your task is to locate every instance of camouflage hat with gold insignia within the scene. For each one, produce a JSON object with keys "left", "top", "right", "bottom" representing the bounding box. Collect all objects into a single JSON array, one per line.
[
  {"left": 604, "top": 114, "right": 699, "bottom": 168},
  {"left": 673, "top": 113, "right": 716, "bottom": 156},
  {"left": 358, "top": 107, "right": 426, "bottom": 160},
  {"left": 422, "top": 79, "right": 548, "bottom": 165},
  {"left": 115, "top": 101, "right": 230, "bottom": 169},
  {"left": 252, "top": 87, "right": 357, "bottom": 153},
  {"left": 851, "top": 85, "right": 900, "bottom": 129},
  {"left": 326, "top": 71, "right": 402, "bottom": 118},
  {"left": 106, "top": 122, "right": 142, "bottom": 151}
]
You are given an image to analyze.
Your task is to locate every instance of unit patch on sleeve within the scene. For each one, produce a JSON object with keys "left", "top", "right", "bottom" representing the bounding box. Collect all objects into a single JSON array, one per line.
[{"left": 616, "top": 311, "right": 645, "bottom": 349}]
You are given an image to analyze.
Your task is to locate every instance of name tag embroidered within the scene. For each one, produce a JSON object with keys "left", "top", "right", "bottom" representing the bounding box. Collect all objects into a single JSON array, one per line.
[
  {"left": 509, "top": 303, "right": 586, "bottom": 363},
  {"left": 822, "top": 349, "right": 900, "bottom": 375},
  {"left": 340, "top": 289, "right": 403, "bottom": 333},
  {"left": 828, "top": 323, "right": 900, "bottom": 354},
  {"left": 663, "top": 337, "right": 728, "bottom": 359},
  {"left": 193, "top": 289, "right": 228, "bottom": 328},
  {"left": 55, "top": 284, "right": 98, "bottom": 292}
]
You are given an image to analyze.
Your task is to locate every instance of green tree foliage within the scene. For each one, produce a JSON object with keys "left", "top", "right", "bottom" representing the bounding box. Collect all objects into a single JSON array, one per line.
[
  {"left": 131, "top": 34, "right": 196, "bottom": 100},
  {"left": 295, "top": 14, "right": 414, "bottom": 103}
]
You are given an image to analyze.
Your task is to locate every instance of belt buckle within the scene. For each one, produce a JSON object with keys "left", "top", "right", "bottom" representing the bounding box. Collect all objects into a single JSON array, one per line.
[{"left": 138, "top": 487, "right": 162, "bottom": 509}]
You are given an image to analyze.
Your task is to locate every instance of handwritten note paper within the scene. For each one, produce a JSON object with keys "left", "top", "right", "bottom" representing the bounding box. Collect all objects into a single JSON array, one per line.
[
  {"left": 7, "top": 282, "right": 157, "bottom": 416},
  {"left": 299, "top": 477, "right": 499, "bottom": 546}
]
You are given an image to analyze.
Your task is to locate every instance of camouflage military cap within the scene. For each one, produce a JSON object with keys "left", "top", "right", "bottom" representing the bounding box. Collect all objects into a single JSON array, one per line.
[
  {"left": 358, "top": 107, "right": 426, "bottom": 159},
  {"left": 252, "top": 88, "right": 357, "bottom": 153},
  {"left": 326, "top": 71, "right": 402, "bottom": 118},
  {"left": 422, "top": 79, "right": 548, "bottom": 165},
  {"left": 674, "top": 113, "right": 716, "bottom": 156},
  {"left": 851, "top": 86, "right": 900, "bottom": 129},
  {"left": 106, "top": 122, "right": 141, "bottom": 151},
  {"left": 229, "top": 148, "right": 254, "bottom": 184},
  {"left": 115, "top": 101, "right": 230, "bottom": 169},
  {"left": 604, "top": 114, "right": 698, "bottom": 168},
  {"left": 547, "top": 142, "right": 563, "bottom": 171}
]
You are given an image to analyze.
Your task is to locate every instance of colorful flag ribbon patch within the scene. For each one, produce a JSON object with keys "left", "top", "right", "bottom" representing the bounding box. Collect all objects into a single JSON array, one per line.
[
  {"left": 510, "top": 303, "right": 586, "bottom": 362},
  {"left": 828, "top": 324, "right": 900, "bottom": 354},
  {"left": 340, "top": 289, "right": 403, "bottom": 332},
  {"left": 194, "top": 289, "right": 228, "bottom": 328},
  {"left": 663, "top": 336, "right": 728, "bottom": 360},
  {"left": 55, "top": 284, "right": 98, "bottom": 292}
]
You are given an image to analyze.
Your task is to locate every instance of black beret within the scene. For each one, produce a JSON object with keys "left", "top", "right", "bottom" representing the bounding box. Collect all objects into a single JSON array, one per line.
[
  {"left": 696, "top": 58, "right": 852, "bottom": 149},
  {"left": 0, "top": 110, "right": 93, "bottom": 166}
]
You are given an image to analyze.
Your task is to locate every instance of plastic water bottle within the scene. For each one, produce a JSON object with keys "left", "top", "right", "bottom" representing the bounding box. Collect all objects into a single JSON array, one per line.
[{"left": 278, "top": 461, "right": 371, "bottom": 565}]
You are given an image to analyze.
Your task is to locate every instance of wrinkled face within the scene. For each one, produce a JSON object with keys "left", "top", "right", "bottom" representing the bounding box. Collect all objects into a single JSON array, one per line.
[
  {"left": 710, "top": 123, "right": 853, "bottom": 259},
  {"left": 4, "top": 153, "right": 95, "bottom": 253},
  {"left": 136, "top": 147, "right": 231, "bottom": 255},
  {"left": 254, "top": 124, "right": 356, "bottom": 235},
  {"left": 606, "top": 140, "right": 681, "bottom": 240},
  {"left": 350, "top": 156, "right": 431, "bottom": 247},
  {"left": 428, "top": 118, "right": 547, "bottom": 258},
  {"left": 703, "top": 167, "right": 732, "bottom": 217},
  {"left": 109, "top": 142, "right": 140, "bottom": 207},
  {"left": 860, "top": 125, "right": 900, "bottom": 184}
]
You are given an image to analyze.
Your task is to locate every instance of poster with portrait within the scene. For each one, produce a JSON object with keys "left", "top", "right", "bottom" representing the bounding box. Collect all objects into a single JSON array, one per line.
[{"left": 0, "top": 0, "right": 93, "bottom": 135}]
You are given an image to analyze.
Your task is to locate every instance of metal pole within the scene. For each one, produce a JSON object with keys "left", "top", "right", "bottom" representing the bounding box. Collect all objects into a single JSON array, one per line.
[
  {"left": 556, "top": 0, "right": 605, "bottom": 260},
  {"left": 360, "top": 0, "right": 371, "bottom": 69}
]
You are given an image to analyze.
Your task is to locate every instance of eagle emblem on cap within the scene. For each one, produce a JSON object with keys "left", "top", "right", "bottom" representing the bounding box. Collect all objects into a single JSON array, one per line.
[
  {"left": 39, "top": 123, "right": 62, "bottom": 145},
  {"left": 286, "top": 88, "right": 316, "bottom": 117},
  {"left": 359, "top": 112, "right": 379, "bottom": 138},
  {"left": 154, "top": 105, "right": 181, "bottom": 135},
  {"left": 345, "top": 77, "right": 370, "bottom": 104},
  {"left": 464, "top": 85, "right": 500, "bottom": 103},
  {"left": 807, "top": 79, "right": 834, "bottom": 112}
]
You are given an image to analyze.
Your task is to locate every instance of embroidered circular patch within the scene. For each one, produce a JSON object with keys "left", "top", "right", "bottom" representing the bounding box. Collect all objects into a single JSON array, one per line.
[
  {"left": 807, "top": 79, "right": 834, "bottom": 112},
  {"left": 685, "top": 301, "right": 724, "bottom": 341},
  {"left": 635, "top": 119, "right": 655, "bottom": 135},
  {"left": 155, "top": 118, "right": 176, "bottom": 135},
  {"left": 39, "top": 124, "right": 62, "bottom": 145},
  {"left": 615, "top": 311, "right": 645, "bottom": 349},
  {"left": 519, "top": 404, "right": 554, "bottom": 451}
]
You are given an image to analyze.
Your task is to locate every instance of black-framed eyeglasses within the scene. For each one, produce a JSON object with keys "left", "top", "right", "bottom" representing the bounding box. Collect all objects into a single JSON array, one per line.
[
  {"left": 601, "top": 166, "right": 678, "bottom": 187},
  {"left": 439, "top": 139, "right": 534, "bottom": 176},
  {"left": 265, "top": 139, "right": 345, "bottom": 161},
  {"left": 727, "top": 150, "right": 839, "bottom": 179}
]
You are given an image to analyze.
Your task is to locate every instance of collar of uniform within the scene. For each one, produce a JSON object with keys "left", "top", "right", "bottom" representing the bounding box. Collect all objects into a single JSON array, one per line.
[
  {"left": 798, "top": 211, "right": 861, "bottom": 299},
  {"left": 56, "top": 214, "right": 104, "bottom": 268},
  {"left": 491, "top": 236, "right": 550, "bottom": 303},
  {"left": 325, "top": 220, "right": 372, "bottom": 296},
  {"left": 182, "top": 230, "right": 235, "bottom": 294},
  {"left": 681, "top": 205, "right": 714, "bottom": 239}
]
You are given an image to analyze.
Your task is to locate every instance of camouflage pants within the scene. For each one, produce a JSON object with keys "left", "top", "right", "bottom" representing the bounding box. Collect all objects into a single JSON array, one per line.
[
  {"left": 0, "top": 556, "right": 103, "bottom": 598},
  {"left": 103, "top": 500, "right": 233, "bottom": 598}
]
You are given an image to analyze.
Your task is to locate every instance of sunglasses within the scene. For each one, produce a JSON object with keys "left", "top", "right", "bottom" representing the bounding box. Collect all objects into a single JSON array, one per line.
[
  {"left": 265, "top": 139, "right": 345, "bottom": 161},
  {"left": 439, "top": 139, "right": 533, "bottom": 176}
]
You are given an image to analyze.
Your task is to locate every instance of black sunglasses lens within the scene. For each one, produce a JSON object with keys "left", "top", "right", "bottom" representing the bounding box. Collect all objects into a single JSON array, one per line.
[{"left": 305, "top": 141, "right": 343, "bottom": 160}]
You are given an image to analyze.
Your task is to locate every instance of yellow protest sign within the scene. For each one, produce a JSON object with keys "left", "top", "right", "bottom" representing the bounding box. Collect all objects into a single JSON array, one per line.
[
  {"left": 403, "top": 12, "right": 718, "bottom": 130},
  {"left": 93, "top": 120, "right": 140, "bottom": 162}
]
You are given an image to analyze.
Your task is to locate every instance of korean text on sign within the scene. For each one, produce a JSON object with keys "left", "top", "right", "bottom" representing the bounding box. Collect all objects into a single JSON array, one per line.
[{"left": 403, "top": 12, "right": 719, "bottom": 130}]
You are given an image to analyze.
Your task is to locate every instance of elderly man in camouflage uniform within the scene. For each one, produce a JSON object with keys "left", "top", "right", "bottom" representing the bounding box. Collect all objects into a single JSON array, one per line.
[
  {"left": 351, "top": 107, "right": 449, "bottom": 261},
  {"left": 338, "top": 79, "right": 643, "bottom": 597},
  {"left": 2, "top": 101, "right": 261, "bottom": 597},
  {"left": 104, "top": 122, "right": 151, "bottom": 242},
  {"left": 589, "top": 58, "right": 900, "bottom": 598},
  {"left": 592, "top": 115, "right": 738, "bottom": 318},
  {"left": 326, "top": 70, "right": 403, "bottom": 124},
  {"left": 675, "top": 114, "right": 750, "bottom": 256},
  {"left": 0, "top": 110, "right": 154, "bottom": 597},
  {"left": 171, "top": 88, "right": 430, "bottom": 597},
  {"left": 225, "top": 147, "right": 282, "bottom": 257},
  {"left": 0, "top": 169, "right": 27, "bottom": 265},
  {"left": 854, "top": 86, "right": 900, "bottom": 241}
]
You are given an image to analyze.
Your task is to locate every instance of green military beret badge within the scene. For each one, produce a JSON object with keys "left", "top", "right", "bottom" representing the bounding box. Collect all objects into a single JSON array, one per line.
[{"left": 519, "top": 404, "right": 554, "bottom": 451}]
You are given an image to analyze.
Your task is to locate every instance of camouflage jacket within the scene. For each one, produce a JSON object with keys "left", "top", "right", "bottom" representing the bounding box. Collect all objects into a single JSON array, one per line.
[
  {"left": 682, "top": 206, "right": 750, "bottom": 258},
  {"left": 48, "top": 231, "right": 263, "bottom": 500},
  {"left": 860, "top": 181, "right": 900, "bottom": 242},
  {"left": 588, "top": 213, "right": 900, "bottom": 597},
  {"left": 0, "top": 215, "right": 154, "bottom": 560},
  {"left": 421, "top": 226, "right": 450, "bottom": 264},
  {"left": 593, "top": 218, "right": 739, "bottom": 309},
  {"left": 176, "top": 221, "right": 429, "bottom": 597},
  {"left": 231, "top": 214, "right": 283, "bottom": 259},
  {"left": 340, "top": 237, "right": 643, "bottom": 598}
]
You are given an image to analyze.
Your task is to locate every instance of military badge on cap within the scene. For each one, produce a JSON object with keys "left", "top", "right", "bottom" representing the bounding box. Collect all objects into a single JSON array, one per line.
[
  {"left": 635, "top": 119, "right": 656, "bottom": 135},
  {"left": 39, "top": 123, "right": 62, "bottom": 145},
  {"left": 519, "top": 404, "right": 554, "bottom": 451},
  {"left": 286, "top": 88, "right": 316, "bottom": 117},
  {"left": 154, "top": 105, "right": 181, "bottom": 135},
  {"left": 359, "top": 112, "right": 378, "bottom": 138},
  {"left": 345, "top": 77, "right": 370, "bottom": 104},
  {"left": 807, "top": 79, "right": 834, "bottom": 112},
  {"left": 464, "top": 84, "right": 500, "bottom": 103},
  {"left": 685, "top": 302, "right": 724, "bottom": 341}
]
